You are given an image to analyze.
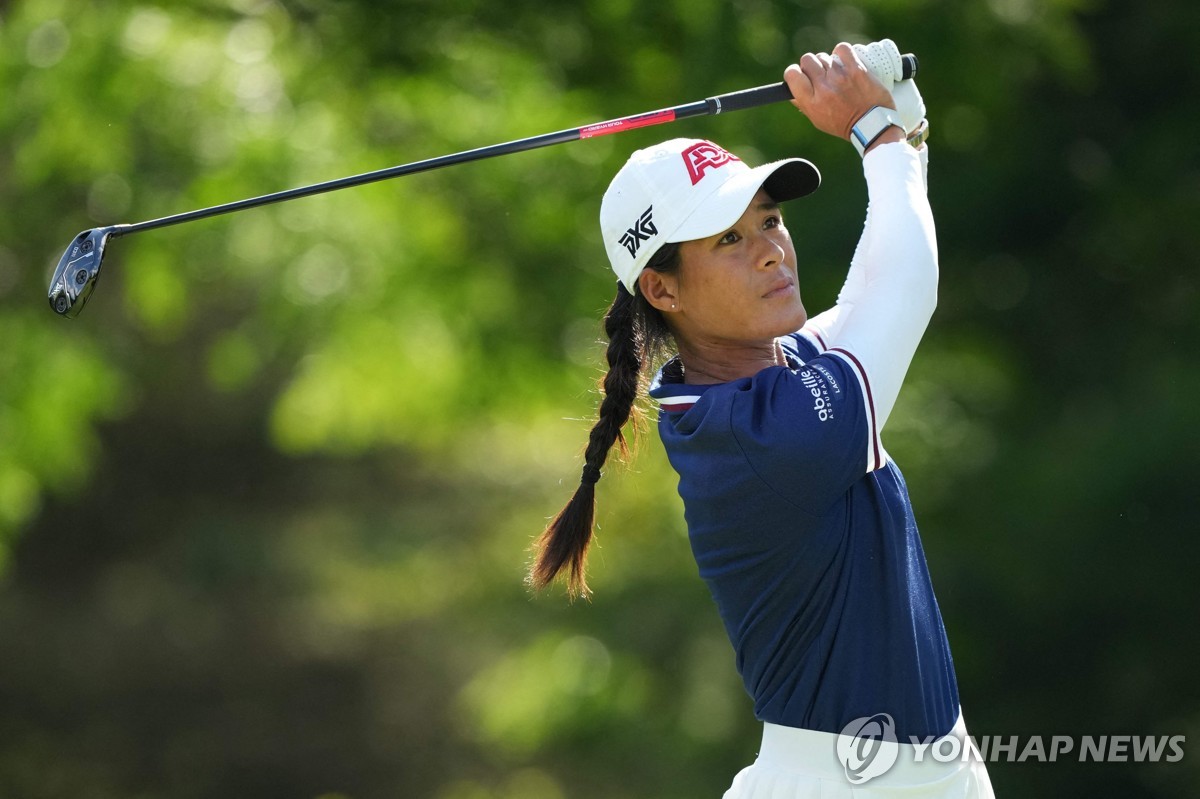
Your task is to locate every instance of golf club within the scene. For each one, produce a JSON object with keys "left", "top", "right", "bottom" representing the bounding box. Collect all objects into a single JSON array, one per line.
[{"left": 47, "top": 54, "right": 917, "bottom": 318}]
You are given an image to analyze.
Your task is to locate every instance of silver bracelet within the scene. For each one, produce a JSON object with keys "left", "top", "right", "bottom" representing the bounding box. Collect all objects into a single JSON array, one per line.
[{"left": 907, "top": 118, "right": 930, "bottom": 149}]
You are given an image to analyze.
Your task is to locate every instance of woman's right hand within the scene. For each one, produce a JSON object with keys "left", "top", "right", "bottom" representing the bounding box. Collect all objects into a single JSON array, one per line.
[{"left": 784, "top": 42, "right": 898, "bottom": 143}]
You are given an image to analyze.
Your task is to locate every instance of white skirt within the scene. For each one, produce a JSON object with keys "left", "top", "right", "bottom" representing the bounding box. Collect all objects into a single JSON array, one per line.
[{"left": 724, "top": 711, "right": 996, "bottom": 799}]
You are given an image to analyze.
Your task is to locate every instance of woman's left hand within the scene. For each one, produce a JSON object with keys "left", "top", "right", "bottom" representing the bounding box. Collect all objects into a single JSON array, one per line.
[{"left": 784, "top": 42, "right": 897, "bottom": 142}]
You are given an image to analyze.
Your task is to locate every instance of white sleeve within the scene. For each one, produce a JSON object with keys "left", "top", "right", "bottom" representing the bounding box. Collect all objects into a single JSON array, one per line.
[
  {"left": 801, "top": 142, "right": 937, "bottom": 449},
  {"left": 803, "top": 144, "right": 930, "bottom": 347}
]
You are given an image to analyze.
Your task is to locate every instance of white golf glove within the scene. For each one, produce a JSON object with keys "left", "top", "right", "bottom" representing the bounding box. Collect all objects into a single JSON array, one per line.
[{"left": 852, "top": 39, "right": 926, "bottom": 135}]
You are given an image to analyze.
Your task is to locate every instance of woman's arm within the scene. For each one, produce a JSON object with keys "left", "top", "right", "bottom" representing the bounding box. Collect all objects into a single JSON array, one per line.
[
  {"left": 786, "top": 45, "right": 937, "bottom": 437},
  {"left": 821, "top": 142, "right": 937, "bottom": 434},
  {"left": 802, "top": 141, "right": 930, "bottom": 352}
]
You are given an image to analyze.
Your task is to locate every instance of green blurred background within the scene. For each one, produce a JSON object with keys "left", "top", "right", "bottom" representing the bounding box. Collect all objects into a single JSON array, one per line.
[{"left": 1, "top": 0, "right": 1197, "bottom": 797}]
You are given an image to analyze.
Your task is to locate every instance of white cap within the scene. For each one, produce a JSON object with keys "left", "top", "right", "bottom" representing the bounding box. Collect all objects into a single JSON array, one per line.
[{"left": 600, "top": 138, "right": 820, "bottom": 293}]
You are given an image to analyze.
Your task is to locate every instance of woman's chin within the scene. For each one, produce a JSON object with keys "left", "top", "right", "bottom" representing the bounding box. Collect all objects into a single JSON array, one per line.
[{"left": 768, "top": 304, "right": 807, "bottom": 336}]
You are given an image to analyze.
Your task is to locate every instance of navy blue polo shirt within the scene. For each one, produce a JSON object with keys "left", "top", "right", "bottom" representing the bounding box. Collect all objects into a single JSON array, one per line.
[{"left": 648, "top": 331, "right": 959, "bottom": 740}]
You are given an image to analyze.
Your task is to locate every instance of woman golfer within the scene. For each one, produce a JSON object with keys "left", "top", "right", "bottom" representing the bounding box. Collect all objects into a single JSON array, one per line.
[{"left": 532, "top": 41, "right": 995, "bottom": 798}]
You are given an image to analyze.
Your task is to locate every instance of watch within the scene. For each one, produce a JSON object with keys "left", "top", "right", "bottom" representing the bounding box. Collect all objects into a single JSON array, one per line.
[{"left": 850, "top": 105, "right": 904, "bottom": 157}]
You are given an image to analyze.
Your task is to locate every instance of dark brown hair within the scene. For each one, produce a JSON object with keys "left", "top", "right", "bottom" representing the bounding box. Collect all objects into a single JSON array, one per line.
[{"left": 529, "top": 242, "right": 681, "bottom": 598}]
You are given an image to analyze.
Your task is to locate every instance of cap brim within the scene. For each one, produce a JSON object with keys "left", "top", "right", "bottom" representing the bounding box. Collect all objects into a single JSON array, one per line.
[{"left": 667, "top": 158, "right": 821, "bottom": 243}]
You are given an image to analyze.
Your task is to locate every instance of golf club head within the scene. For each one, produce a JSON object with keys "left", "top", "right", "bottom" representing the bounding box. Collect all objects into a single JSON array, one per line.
[{"left": 48, "top": 226, "right": 118, "bottom": 318}]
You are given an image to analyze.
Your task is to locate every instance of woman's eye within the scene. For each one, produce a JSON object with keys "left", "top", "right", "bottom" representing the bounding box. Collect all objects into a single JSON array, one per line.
[
  {"left": 719, "top": 231, "right": 740, "bottom": 244},
  {"left": 764, "top": 215, "right": 782, "bottom": 229}
]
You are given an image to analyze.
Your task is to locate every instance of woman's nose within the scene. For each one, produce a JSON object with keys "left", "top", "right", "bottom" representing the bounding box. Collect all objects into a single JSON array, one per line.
[{"left": 755, "top": 234, "right": 785, "bottom": 269}]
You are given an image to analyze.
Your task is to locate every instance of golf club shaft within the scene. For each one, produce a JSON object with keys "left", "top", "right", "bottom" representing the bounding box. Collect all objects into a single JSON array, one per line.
[{"left": 117, "top": 82, "right": 799, "bottom": 237}]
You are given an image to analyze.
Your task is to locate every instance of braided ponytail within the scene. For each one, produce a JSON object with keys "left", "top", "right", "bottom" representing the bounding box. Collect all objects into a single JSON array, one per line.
[{"left": 530, "top": 244, "right": 679, "bottom": 598}]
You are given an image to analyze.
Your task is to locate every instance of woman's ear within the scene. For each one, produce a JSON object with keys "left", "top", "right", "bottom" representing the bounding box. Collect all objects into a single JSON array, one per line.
[{"left": 639, "top": 268, "right": 679, "bottom": 314}]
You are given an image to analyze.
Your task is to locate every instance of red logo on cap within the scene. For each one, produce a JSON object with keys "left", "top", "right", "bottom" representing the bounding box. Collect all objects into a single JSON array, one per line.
[{"left": 681, "top": 141, "right": 740, "bottom": 185}]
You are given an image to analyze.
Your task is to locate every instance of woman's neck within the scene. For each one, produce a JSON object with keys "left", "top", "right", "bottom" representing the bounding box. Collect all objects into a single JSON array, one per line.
[{"left": 678, "top": 338, "right": 787, "bottom": 385}]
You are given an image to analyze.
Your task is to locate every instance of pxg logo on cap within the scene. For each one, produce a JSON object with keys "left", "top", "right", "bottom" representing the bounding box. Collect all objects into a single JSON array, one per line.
[
  {"left": 836, "top": 713, "right": 899, "bottom": 785},
  {"left": 618, "top": 206, "right": 657, "bottom": 258}
]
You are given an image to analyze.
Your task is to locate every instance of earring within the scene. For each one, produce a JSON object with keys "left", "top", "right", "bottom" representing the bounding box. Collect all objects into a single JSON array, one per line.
[{"left": 671, "top": 303, "right": 676, "bottom": 310}]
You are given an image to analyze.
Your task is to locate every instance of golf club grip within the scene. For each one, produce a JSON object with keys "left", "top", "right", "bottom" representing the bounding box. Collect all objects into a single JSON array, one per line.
[
  {"left": 711, "top": 53, "right": 917, "bottom": 114},
  {"left": 711, "top": 82, "right": 796, "bottom": 113}
]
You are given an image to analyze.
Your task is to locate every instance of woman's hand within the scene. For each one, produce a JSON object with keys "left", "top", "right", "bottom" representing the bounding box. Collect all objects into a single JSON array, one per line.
[{"left": 784, "top": 42, "right": 898, "bottom": 143}]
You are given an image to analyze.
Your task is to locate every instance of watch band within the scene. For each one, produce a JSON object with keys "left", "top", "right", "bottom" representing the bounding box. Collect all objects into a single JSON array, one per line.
[{"left": 850, "top": 105, "right": 904, "bottom": 157}]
